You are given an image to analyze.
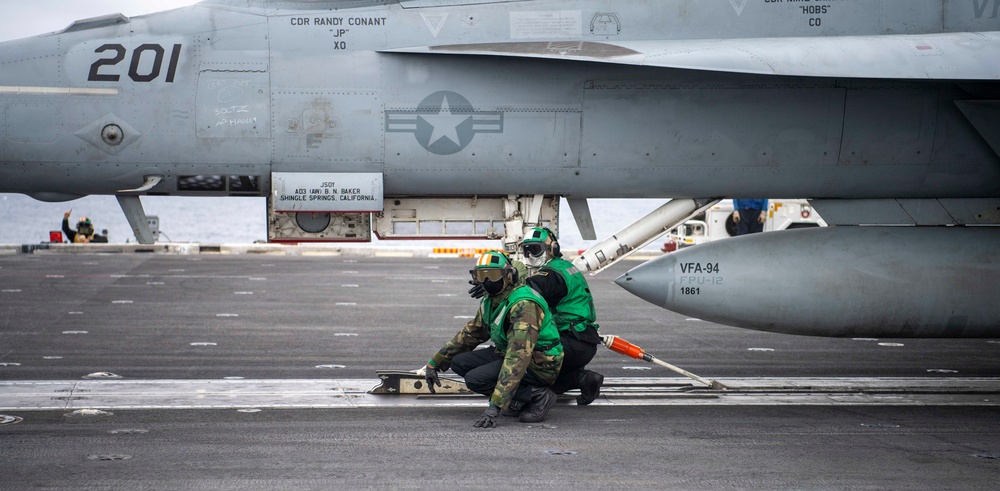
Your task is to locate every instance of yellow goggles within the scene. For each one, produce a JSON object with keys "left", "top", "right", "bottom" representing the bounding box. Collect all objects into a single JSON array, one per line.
[{"left": 474, "top": 268, "right": 505, "bottom": 283}]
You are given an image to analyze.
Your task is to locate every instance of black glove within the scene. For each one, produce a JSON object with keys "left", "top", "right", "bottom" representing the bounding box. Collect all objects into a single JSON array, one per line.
[
  {"left": 467, "top": 280, "right": 485, "bottom": 299},
  {"left": 474, "top": 405, "right": 501, "bottom": 428},
  {"left": 467, "top": 269, "right": 485, "bottom": 299},
  {"left": 424, "top": 365, "right": 441, "bottom": 394}
]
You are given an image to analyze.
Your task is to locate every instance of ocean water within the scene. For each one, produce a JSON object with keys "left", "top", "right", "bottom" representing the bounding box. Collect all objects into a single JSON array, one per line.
[
  {"left": 0, "top": 194, "right": 266, "bottom": 245},
  {"left": 0, "top": 193, "right": 669, "bottom": 250}
]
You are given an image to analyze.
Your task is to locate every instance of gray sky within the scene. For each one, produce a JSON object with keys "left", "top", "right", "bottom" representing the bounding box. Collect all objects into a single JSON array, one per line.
[{"left": 0, "top": 1, "right": 200, "bottom": 42}]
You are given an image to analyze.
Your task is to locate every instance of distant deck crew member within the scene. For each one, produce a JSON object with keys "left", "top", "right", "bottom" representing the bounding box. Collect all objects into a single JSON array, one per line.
[
  {"left": 62, "top": 210, "right": 108, "bottom": 243},
  {"left": 732, "top": 199, "right": 768, "bottom": 235},
  {"left": 424, "top": 251, "right": 563, "bottom": 428}
]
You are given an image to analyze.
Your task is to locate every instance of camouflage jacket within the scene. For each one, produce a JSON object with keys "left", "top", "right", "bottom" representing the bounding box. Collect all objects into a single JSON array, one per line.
[{"left": 429, "top": 287, "right": 564, "bottom": 409}]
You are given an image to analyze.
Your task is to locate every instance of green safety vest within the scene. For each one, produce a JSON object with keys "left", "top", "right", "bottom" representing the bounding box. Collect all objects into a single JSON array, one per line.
[
  {"left": 543, "top": 258, "right": 598, "bottom": 333},
  {"left": 481, "top": 286, "right": 562, "bottom": 356}
]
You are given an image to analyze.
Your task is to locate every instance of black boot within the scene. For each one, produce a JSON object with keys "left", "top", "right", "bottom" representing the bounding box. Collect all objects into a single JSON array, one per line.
[
  {"left": 519, "top": 386, "right": 557, "bottom": 423},
  {"left": 576, "top": 370, "right": 604, "bottom": 406},
  {"left": 501, "top": 400, "right": 524, "bottom": 417}
]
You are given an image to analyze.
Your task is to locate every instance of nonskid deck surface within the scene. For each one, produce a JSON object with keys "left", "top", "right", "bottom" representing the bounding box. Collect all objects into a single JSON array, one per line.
[
  {"left": 1, "top": 251, "right": 997, "bottom": 381},
  {"left": 2, "top": 251, "right": 999, "bottom": 489}
]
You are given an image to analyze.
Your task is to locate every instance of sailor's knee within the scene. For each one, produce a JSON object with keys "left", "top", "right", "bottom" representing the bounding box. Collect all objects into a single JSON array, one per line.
[
  {"left": 464, "top": 376, "right": 494, "bottom": 395},
  {"left": 450, "top": 359, "right": 473, "bottom": 377}
]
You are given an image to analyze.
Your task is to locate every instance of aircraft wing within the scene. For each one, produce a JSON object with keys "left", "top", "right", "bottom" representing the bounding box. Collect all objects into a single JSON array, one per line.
[{"left": 384, "top": 31, "right": 1000, "bottom": 80}]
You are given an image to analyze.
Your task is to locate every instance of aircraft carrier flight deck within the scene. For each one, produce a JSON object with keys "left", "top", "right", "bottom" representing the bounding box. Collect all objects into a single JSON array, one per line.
[{"left": 1, "top": 246, "right": 998, "bottom": 490}]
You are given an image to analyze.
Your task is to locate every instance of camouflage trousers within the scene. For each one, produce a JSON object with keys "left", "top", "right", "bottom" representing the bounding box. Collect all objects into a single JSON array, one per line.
[{"left": 451, "top": 349, "right": 553, "bottom": 404}]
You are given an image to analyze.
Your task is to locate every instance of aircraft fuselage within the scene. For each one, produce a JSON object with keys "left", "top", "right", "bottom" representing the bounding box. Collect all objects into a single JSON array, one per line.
[{"left": 0, "top": 0, "right": 997, "bottom": 201}]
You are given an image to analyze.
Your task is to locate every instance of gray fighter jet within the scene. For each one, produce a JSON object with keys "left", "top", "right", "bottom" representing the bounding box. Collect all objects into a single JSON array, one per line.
[{"left": 0, "top": 0, "right": 997, "bottom": 337}]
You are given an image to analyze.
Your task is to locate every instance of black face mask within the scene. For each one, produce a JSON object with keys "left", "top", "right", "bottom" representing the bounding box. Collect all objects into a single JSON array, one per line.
[{"left": 482, "top": 278, "right": 506, "bottom": 296}]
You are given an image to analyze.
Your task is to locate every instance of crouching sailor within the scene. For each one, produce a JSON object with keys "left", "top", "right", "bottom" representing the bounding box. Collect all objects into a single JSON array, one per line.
[{"left": 423, "top": 251, "right": 564, "bottom": 428}]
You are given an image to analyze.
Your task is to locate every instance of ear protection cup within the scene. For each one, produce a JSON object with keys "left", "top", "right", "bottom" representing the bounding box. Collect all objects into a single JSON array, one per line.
[
  {"left": 544, "top": 227, "right": 561, "bottom": 257},
  {"left": 498, "top": 251, "right": 517, "bottom": 288}
]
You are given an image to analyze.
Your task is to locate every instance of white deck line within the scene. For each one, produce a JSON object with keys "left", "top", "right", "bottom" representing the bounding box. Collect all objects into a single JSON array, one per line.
[{"left": 2, "top": 377, "right": 999, "bottom": 411}]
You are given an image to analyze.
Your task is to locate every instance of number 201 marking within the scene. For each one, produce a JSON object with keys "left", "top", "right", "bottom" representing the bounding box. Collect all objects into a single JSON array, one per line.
[{"left": 88, "top": 43, "right": 182, "bottom": 83}]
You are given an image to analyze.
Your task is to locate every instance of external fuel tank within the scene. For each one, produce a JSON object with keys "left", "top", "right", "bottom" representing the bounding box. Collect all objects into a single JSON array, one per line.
[{"left": 615, "top": 227, "right": 1000, "bottom": 337}]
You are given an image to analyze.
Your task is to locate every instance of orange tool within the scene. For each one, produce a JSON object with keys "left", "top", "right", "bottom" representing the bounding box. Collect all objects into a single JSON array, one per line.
[{"left": 602, "top": 335, "right": 727, "bottom": 390}]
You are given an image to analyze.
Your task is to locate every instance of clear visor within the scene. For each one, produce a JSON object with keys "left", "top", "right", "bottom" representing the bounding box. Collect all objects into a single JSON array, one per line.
[
  {"left": 521, "top": 242, "right": 547, "bottom": 258},
  {"left": 474, "top": 268, "right": 505, "bottom": 283}
]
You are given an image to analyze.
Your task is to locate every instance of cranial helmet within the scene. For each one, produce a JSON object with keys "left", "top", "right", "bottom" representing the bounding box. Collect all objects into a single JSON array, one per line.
[
  {"left": 473, "top": 251, "right": 517, "bottom": 296},
  {"left": 521, "top": 227, "right": 561, "bottom": 267}
]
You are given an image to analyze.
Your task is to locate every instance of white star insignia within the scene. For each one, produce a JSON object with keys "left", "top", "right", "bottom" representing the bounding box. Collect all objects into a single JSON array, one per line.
[{"left": 419, "top": 95, "right": 468, "bottom": 146}]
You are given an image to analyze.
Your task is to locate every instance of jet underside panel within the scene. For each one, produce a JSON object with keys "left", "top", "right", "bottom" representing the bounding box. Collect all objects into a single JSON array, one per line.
[
  {"left": 839, "top": 89, "right": 936, "bottom": 167},
  {"left": 956, "top": 100, "right": 1000, "bottom": 157},
  {"left": 580, "top": 82, "right": 845, "bottom": 198},
  {"left": 810, "top": 198, "right": 1000, "bottom": 225},
  {"left": 271, "top": 90, "right": 386, "bottom": 172},
  {"left": 575, "top": 77, "right": 998, "bottom": 198}
]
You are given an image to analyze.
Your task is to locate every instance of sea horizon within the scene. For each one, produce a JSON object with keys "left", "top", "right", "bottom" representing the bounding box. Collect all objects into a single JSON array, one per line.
[{"left": 0, "top": 193, "right": 669, "bottom": 251}]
